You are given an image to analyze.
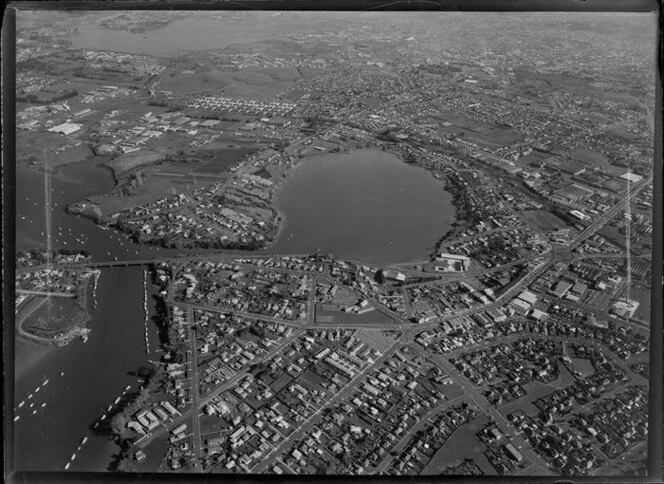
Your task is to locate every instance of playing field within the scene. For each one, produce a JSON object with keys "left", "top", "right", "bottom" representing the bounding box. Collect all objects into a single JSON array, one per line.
[{"left": 521, "top": 210, "right": 569, "bottom": 232}]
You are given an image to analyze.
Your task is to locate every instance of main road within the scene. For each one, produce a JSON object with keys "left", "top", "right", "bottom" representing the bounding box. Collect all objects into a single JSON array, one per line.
[
  {"left": 129, "top": 328, "right": 305, "bottom": 454},
  {"left": 249, "top": 334, "right": 405, "bottom": 474},
  {"left": 186, "top": 306, "right": 203, "bottom": 472}
]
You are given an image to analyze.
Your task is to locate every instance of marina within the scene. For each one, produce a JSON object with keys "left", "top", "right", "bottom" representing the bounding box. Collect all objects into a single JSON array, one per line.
[
  {"left": 15, "top": 262, "right": 159, "bottom": 471},
  {"left": 143, "top": 269, "right": 150, "bottom": 355}
]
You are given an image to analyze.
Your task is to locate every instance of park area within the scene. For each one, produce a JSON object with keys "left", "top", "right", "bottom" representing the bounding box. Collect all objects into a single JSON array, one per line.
[
  {"left": 21, "top": 295, "right": 89, "bottom": 337},
  {"left": 423, "top": 414, "right": 496, "bottom": 475},
  {"left": 521, "top": 210, "right": 569, "bottom": 233}
]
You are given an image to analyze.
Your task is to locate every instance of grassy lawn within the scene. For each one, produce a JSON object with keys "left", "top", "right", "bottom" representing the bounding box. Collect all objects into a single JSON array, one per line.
[
  {"left": 629, "top": 285, "right": 652, "bottom": 323},
  {"left": 23, "top": 296, "right": 87, "bottom": 334},
  {"left": 354, "top": 329, "right": 397, "bottom": 353},
  {"left": 195, "top": 147, "right": 257, "bottom": 174},
  {"left": 569, "top": 358, "right": 595, "bottom": 379},
  {"left": 314, "top": 306, "right": 396, "bottom": 325},
  {"left": 521, "top": 210, "right": 569, "bottom": 232},
  {"left": 423, "top": 414, "right": 496, "bottom": 475},
  {"left": 498, "top": 380, "right": 558, "bottom": 418},
  {"left": 134, "top": 435, "right": 171, "bottom": 472}
]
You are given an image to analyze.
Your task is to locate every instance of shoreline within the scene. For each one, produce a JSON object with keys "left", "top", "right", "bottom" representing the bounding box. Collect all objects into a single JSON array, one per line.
[
  {"left": 52, "top": 144, "right": 466, "bottom": 268},
  {"left": 17, "top": 271, "right": 97, "bottom": 347},
  {"left": 262, "top": 146, "right": 464, "bottom": 264}
]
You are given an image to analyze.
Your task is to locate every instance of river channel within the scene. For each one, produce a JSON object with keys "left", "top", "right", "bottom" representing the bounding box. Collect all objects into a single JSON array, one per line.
[{"left": 14, "top": 163, "right": 166, "bottom": 472}]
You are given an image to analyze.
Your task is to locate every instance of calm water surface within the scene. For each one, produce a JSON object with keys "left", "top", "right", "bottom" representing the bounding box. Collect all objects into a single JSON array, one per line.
[
  {"left": 267, "top": 149, "right": 456, "bottom": 264},
  {"left": 71, "top": 14, "right": 346, "bottom": 57},
  {"left": 14, "top": 163, "right": 164, "bottom": 471}
]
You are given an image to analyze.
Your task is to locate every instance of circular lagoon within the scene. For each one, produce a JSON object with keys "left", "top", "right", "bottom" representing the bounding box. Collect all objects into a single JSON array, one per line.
[{"left": 267, "top": 149, "right": 456, "bottom": 265}]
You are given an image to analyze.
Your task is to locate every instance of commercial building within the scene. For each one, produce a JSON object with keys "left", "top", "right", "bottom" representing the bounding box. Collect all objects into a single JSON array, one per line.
[
  {"left": 47, "top": 122, "right": 82, "bottom": 135},
  {"left": 435, "top": 253, "right": 471, "bottom": 272}
]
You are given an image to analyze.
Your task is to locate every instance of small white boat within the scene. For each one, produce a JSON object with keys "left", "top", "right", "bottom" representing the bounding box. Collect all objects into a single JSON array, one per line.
[
  {"left": 35, "top": 387, "right": 40, "bottom": 393},
  {"left": 18, "top": 401, "right": 24, "bottom": 408},
  {"left": 14, "top": 416, "right": 20, "bottom": 422},
  {"left": 107, "top": 405, "right": 113, "bottom": 412},
  {"left": 93, "top": 422, "right": 99, "bottom": 429},
  {"left": 125, "top": 385, "right": 131, "bottom": 391},
  {"left": 82, "top": 436, "right": 88, "bottom": 444},
  {"left": 29, "top": 403, "right": 34, "bottom": 408},
  {"left": 42, "top": 379, "right": 49, "bottom": 386},
  {"left": 61, "top": 372, "right": 65, "bottom": 376},
  {"left": 114, "top": 397, "right": 121, "bottom": 404},
  {"left": 32, "top": 410, "right": 37, "bottom": 415},
  {"left": 28, "top": 393, "right": 33, "bottom": 399},
  {"left": 100, "top": 414, "right": 106, "bottom": 421},
  {"left": 41, "top": 403, "right": 46, "bottom": 408},
  {"left": 64, "top": 463, "right": 70, "bottom": 470},
  {"left": 71, "top": 453, "right": 76, "bottom": 461}
]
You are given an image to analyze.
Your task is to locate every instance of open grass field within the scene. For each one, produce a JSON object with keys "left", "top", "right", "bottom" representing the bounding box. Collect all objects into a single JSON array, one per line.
[
  {"left": 432, "top": 111, "right": 523, "bottom": 149},
  {"left": 354, "top": 329, "right": 397, "bottom": 353},
  {"left": 605, "top": 126, "right": 640, "bottom": 142},
  {"left": 423, "top": 414, "right": 496, "bottom": 475},
  {"left": 314, "top": 305, "right": 397, "bottom": 325},
  {"left": 569, "top": 149, "right": 607, "bottom": 165},
  {"left": 104, "top": 150, "right": 167, "bottom": 178},
  {"left": 498, "top": 380, "right": 558, "bottom": 417},
  {"left": 598, "top": 225, "right": 627, "bottom": 250},
  {"left": 17, "top": 130, "right": 75, "bottom": 166},
  {"left": 23, "top": 296, "right": 87, "bottom": 334},
  {"left": 521, "top": 210, "right": 569, "bottom": 233},
  {"left": 568, "top": 358, "right": 595, "bottom": 379},
  {"left": 195, "top": 147, "right": 257, "bottom": 174},
  {"left": 134, "top": 435, "right": 170, "bottom": 472},
  {"left": 87, "top": 171, "right": 219, "bottom": 215},
  {"left": 437, "top": 381, "right": 465, "bottom": 401},
  {"left": 629, "top": 285, "right": 652, "bottom": 323},
  {"left": 514, "top": 69, "right": 590, "bottom": 89},
  {"left": 160, "top": 67, "right": 298, "bottom": 99},
  {"left": 465, "top": 129, "right": 523, "bottom": 150},
  {"left": 267, "top": 372, "right": 293, "bottom": 394},
  {"left": 48, "top": 144, "right": 94, "bottom": 171},
  {"left": 602, "top": 178, "right": 628, "bottom": 192},
  {"left": 548, "top": 362, "right": 577, "bottom": 390},
  {"left": 518, "top": 149, "right": 552, "bottom": 166}
]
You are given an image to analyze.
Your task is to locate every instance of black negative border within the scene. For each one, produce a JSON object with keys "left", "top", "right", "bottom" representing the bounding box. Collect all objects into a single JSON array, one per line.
[{"left": 2, "top": 1, "right": 662, "bottom": 484}]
